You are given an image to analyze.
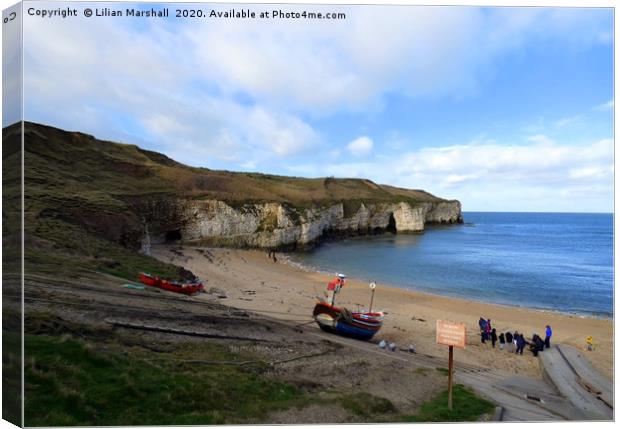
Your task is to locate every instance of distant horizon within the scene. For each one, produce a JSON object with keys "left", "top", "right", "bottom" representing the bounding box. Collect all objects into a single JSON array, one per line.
[{"left": 461, "top": 210, "right": 613, "bottom": 215}]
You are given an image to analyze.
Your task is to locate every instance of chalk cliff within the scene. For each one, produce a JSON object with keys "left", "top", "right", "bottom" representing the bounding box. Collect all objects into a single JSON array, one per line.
[{"left": 137, "top": 198, "right": 462, "bottom": 250}]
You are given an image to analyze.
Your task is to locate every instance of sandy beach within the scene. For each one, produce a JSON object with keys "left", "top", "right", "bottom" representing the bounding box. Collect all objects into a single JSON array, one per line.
[{"left": 152, "top": 245, "right": 614, "bottom": 380}]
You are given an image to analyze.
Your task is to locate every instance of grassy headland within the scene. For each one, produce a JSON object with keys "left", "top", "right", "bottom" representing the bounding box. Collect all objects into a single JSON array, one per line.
[{"left": 4, "top": 121, "right": 454, "bottom": 282}]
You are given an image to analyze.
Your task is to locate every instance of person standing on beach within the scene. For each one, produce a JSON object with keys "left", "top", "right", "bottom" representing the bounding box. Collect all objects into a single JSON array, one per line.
[
  {"left": 491, "top": 328, "right": 498, "bottom": 348},
  {"left": 485, "top": 319, "right": 492, "bottom": 343},
  {"left": 545, "top": 325, "right": 552, "bottom": 348},
  {"left": 513, "top": 331, "right": 519, "bottom": 353},
  {"left": 505, "top": 331, "right": 513, "bottom": 352},
  {"left": 513, "top": 331, "right": 519, "bottom": 352},
  {"left": 516, "top": 334, "right": 526, "bottom": 355},
  {"left": 479, "top": 318, "right": 487, "bottom": 342},
  {"left": 498, "top": 332, "right": 505, "bottom": 350}
]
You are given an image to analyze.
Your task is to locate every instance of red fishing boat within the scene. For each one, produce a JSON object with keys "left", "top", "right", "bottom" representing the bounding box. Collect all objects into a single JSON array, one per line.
[
  {"left": 313, "top": 301, "right": 384, "bottom": 340},
  {"left": 139, "top": 272, "right": 204, "bottom": 295},
  {"left": 312, "top": 275, "right": 384, "bottom": 340},
  {"left": 139, "top": 272, "right": 159, "bottom": 287}
]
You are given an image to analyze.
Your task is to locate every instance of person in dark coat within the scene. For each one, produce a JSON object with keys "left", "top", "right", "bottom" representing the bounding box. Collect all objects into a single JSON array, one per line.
[
  {"left": 498, "top": 332, "right": 506, "bottom": 350},
  {"left": 505, "top": 331, "right": 513, "bottom": 352},
  {"left": 491, "top": 328, "right": 498, "bottom": 348},
  {"left": 516, "top": 334, "right": 526, "bottom": 355},
  {"left": 529, "top": 334, "right": 545, "bottom": 356},
  {"left": 536, "top": 335, "right": 545, "bottom": 352},
  {"left": 545, "top": 325, "right": 552, "bottom": 348},
  {"left": 479, "top": 318, "right": 487, "bottom": 342}
]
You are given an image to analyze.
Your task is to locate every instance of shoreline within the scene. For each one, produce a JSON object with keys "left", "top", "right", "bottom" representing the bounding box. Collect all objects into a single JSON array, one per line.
[
  {"left": 151, "top": 245, "right": 614, "bottom": 381},
  {"left": 281, "top": 253, "right": 614, "bottom": 321},
  {"left": 283, "top": 255, "right": 613, "bottom": 320}
]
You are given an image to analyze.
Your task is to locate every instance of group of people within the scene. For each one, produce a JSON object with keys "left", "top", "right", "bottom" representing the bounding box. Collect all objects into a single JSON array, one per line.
[{"left": 478, "top": 317, "right": 552, "bottom": 357}]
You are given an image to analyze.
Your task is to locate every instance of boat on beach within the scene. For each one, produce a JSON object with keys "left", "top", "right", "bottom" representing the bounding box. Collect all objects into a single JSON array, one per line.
[
  {"left": 312, "top": 275, "right": 384, "bottom": 340},
  {"left": 313, "top": 301, "right": 384, "bottom": 340},
  {"left": 138, "top": 272, "right": 205, "bottom": 295}
]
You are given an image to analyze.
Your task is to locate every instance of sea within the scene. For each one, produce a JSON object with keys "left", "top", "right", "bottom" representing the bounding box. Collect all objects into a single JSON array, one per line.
[{"left": 289, "top": 212, "right": 614, "bottom": 318}]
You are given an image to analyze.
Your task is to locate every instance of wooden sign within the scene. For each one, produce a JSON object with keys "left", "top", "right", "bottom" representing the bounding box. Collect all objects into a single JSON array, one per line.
[
  {"left": 436, "top": 320, "right": 466, "bottom": 349},
  {"left": 436, "top": 320, "right": 466, "bottom": 411}
]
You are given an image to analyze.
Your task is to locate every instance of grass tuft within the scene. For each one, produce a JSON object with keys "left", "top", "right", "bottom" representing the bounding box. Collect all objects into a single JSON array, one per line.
[{"left": 402, "top": 384, "right": 495, "bottom": 422}]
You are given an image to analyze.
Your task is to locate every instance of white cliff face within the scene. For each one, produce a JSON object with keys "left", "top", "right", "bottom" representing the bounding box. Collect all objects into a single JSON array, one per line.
[
  {"left": 145, "top": 198, "right": 462, "bottom": 249},
  {"left": 425, "top": 201, "right": 463, "bottom": 224},
  {"left": 392, "top": 202, "right": 426, "bottom": 231}
]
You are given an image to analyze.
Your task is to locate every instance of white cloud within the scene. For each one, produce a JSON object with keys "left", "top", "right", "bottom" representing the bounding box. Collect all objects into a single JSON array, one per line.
[
  {"left": 594, "top": 100, "right": 614, "bottom": 111},
  {"left": 527, "top": 134, "right": 555, "bottom": 145},
  {"left": 288, "top": 136, "right": 613, "bottom": 212},
  {"left": 23, "top": 6, "right": 613, "bottom": 133},
  {"left": 21, "top": 15, "right": 320, "bottom": 167},
  {"left": 397, "top": 138, "right": 612, "bottom": 187},
  {"left": 553, "top": 115, "right": 581, "bottom": 128},
  {"left": 347, "top": 136, "right": 374, "bottom": 157}
]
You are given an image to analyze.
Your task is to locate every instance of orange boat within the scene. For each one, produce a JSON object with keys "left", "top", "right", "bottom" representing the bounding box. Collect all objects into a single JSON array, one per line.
[{"left": 138, "top": 273, "right": 204, "bottom": 295}]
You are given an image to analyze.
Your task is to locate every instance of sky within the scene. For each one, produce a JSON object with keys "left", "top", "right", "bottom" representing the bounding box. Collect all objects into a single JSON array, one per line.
[{"left": 8, "top": 1, "right": 614, "bottom": 212}]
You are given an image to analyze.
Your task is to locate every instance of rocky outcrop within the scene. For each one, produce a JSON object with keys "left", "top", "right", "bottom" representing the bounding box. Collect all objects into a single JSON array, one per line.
[{"left": 138, "top": 198, "right": 463, "bottom": 250}]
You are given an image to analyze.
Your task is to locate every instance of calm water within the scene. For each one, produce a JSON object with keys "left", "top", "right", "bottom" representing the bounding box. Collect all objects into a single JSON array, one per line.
[{"left": 290, "top": 212, "right": 614, "bottom": 317}]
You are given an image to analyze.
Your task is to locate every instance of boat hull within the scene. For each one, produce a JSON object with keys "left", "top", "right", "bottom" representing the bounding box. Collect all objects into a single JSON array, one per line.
[
  {"left": 139, "top": 273, "right": 204, "bottom": 295},
  {"left": 312, "top": 302, "right": 383, "bottom": 340}
]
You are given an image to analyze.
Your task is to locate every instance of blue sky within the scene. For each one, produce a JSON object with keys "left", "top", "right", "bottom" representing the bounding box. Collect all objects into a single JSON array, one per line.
[{"left": 12, "top": 2, "right": 614, "bottom": 212}]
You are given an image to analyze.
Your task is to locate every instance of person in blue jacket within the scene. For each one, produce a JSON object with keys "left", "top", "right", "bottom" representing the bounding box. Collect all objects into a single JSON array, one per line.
[
  {"left": 545, "top": 325, "right": 552, "bottom": 349},
  {"left": 478, "top": 317, "right": 487, "bottom": 343},
  {"left": 515, "top": 334, "right": 526, "bottom": 355}
]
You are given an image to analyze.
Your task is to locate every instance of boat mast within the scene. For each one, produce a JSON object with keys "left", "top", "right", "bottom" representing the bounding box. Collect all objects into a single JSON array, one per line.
[{"left": 369, "top": 282, "right": 376, "bottom": 312}]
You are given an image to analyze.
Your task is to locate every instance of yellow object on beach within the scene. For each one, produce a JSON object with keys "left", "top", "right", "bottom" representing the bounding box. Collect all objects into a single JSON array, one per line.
[{"left": 586, "top": 335, "right": 594, "bottom": 351}]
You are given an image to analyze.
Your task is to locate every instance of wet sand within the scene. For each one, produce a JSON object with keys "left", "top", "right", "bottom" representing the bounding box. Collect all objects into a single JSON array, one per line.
[{"left": 152, "top": 245, "right": 614, "bottom": 380}]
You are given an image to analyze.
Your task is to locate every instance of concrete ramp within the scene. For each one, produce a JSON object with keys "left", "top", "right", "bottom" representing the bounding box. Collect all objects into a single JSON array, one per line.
[
  {"left": 457, "top": 371, "right": 585, "bottom": 421},
  {"left": 539, "top": 345, "right": 613, "bottom": 420},
  {"left": 492, "top": 376, "right": 589, "bottom": 420},
  {"left": 555, "top": 344, "right": 614, "bottom": 409}
]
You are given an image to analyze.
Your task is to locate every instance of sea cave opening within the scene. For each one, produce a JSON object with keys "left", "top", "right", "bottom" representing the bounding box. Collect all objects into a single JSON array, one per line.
[
  {"left": 386, "top": 213, "right": 397, "bottom": 233},
  {"left": 165, "top": 229, "right": 182, "bottom": 242}
]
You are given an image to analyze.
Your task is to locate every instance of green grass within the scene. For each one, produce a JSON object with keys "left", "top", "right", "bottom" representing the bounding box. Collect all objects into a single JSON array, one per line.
[
  {"left": 2, "top": 331, "right": 22, "bottom": 426},
  {"left": 402, "top": 384, "right": 495, "bottom": 422},
  {"left": 24, "top": 334, "right": 311, "bottom": 426},
  {"left": 338, "top": 392, "right": 397, "bottom": 419}
]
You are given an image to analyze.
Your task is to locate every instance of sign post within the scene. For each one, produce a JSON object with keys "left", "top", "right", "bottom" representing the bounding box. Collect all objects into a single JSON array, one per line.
[
  {"left": 436, "top": 320, "right": 466, "bottom": 411},
  {"left": 448, "top": 345, "right": 454, "bottom": 410}
]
